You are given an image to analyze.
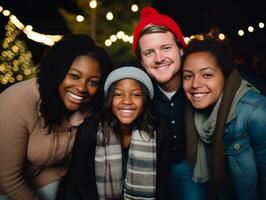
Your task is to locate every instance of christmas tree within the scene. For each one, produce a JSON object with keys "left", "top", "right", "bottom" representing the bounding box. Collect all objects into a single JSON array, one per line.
[
  {"left": 0, "top": 20, "right": 35, "bottom": 92},
  {"left": 59, "top": 0, "right": 152, "bottom": 65}
]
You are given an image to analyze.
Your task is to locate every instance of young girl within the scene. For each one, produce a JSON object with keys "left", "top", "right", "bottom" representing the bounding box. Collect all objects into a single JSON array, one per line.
[
  {"left": 58, "top": 66, "right": 170, "bottom": 200},
  {"left": 182, "top": 38, "right": 266, "bottom": 199}
]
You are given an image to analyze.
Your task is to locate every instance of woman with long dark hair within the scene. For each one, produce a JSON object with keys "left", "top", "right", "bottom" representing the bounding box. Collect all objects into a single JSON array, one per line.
[
  {"left": 182, "top": 38, "right": 266, "bottom": 199},
  {"left": 0, "top": 34, "right": 112, "bottom": 200}
]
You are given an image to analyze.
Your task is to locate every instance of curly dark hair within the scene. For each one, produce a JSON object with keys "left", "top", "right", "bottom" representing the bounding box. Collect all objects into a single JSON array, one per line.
[
  {"left": 36, "top": 34, "right": 112, "bottom": 131},
  {"left": 181, "top": 38, "right": 236, "bottom": 79},
  {"left": 99, "top": 81, "right": 157, "bottom": 145}
]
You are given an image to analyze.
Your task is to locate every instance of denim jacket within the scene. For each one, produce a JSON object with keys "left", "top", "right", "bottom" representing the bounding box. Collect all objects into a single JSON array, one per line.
[{"left": 223, "top": 89, "right": 266, "bottom": 200}]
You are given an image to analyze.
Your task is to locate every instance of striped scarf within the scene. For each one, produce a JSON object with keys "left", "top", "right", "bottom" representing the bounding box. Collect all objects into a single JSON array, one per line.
[{"left": 95, "top": 128, "right": 156, "bottom": 200}]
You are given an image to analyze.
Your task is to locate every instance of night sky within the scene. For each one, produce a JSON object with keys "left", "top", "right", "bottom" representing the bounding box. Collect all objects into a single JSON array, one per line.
[
  {"left": 153, "top": 0, "right": 266, "bottom": 58},
  {"left": 1, "top": 0, "right": 266, "bottom": 63}
]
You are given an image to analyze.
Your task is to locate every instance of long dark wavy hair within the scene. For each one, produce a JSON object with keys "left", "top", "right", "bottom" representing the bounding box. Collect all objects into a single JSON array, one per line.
[
  {"left": 99, "top": 81, "right": 157, "bottom": 145},
  {"left": 36, "top": 34, "right": 112, "bottom": 131}
]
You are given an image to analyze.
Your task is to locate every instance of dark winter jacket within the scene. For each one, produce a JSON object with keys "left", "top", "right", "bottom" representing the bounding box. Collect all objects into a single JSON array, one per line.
[{"left": 57, "top": 114, "right": 171, "bottom": 200}]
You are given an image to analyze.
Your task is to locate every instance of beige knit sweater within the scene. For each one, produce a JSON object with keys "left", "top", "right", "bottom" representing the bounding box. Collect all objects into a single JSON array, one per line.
[{"left": 0, "top": 78, "right": 90, "bottom": 200}]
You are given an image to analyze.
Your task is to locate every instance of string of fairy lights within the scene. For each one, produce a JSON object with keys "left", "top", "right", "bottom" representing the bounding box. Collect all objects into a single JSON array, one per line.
[
  {"left": 1, "top": 2, "right": 265, "bottom": 48},
  {"left": 0, "top": 5, "right": 63, "bottom": 46},
  {"left": 0, "top": 1, "right": 264, "bottom": 86}
]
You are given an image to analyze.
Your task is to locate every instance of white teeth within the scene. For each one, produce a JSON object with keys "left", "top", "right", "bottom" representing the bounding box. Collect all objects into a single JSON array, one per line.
[
  {"left": 156, "top": 64, "right": 169, "bottom": 69},
  {"left": 119, "top": 109, "right": 134, "bottom": 116},
  {"left": 120, "top": 109, "right": 134, "bottom": 113},
  {"left": 192, "top": 93, "right": 206, "bottom": 97},
  {"left": 68, "top": 92, "right": 84, "bottom": 101}
]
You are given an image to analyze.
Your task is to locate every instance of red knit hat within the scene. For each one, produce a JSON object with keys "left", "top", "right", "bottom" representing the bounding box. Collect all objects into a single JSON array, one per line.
[{"left": 133, "top": 6, "right": 186, "bottom": 56}]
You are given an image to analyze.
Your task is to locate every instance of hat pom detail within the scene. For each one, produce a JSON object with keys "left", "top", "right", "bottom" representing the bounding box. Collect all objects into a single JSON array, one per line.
[{"left": 141, "top": 6, "right": 158, "bottom": 18}]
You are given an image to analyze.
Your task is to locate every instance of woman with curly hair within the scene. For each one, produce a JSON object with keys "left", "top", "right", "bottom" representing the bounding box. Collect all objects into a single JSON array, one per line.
[
  {"left": 182, "top": 38, "right": 266, "bottom": 199},
  {"left": 0, "top": 34, "right": 112, "bottom": 200}
]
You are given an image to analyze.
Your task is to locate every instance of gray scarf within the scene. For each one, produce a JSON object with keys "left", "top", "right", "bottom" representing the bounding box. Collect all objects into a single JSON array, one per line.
[
  {"left": 192, "top": 80, "right": 257, "bottom": 183},
  {"left": 95, "top": 128, "right": 156, "bottom": 200}
]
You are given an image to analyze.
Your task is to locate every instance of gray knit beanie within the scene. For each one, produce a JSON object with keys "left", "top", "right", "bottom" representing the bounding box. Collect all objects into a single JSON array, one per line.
[{"left": 104, "top": 66, "right": 154, "bottom": 99}]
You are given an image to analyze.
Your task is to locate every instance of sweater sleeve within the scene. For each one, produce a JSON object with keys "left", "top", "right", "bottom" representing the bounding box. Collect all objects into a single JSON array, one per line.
[{"left": 0, "top": 81, "right": 40, "bottom": 200}]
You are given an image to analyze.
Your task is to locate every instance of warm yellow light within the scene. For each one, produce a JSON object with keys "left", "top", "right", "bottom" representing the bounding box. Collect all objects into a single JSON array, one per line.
[
  {"left": 117, "top": 31, "right": 124, "bottom": 39},
  {"left": 0, "top": 65, "right": 5, "bottom": 72},
  {"left": 189, "top": 35, "right": 195, "bottom": 40},
  {"left": 1, "top": 51, "right": 6, "bottom": 57},
  {"left": 1, "top": 78, "right": 8, "bottom": 85},
  {"left": 248, "top": 26, "right": 254, "bottom": 32},
  {"left": 129, "top": 36, "right": 133, "bottom": 43},
  {"left": 25, "top": 30, "right": 62, "bottom": 46},
  {"left": 238, "top": 30, "right": 244, "bottom": 36},
  {"left": 122, "top": 35, "right": 129, "bottom": 42},
  {"left": 16, "top": 75, "right": 23, "bottom": 81},
  {"left": 11, "top": 45, "right": 19, "bottom": 53},
  {"left": 12, "top": 66, "right": 19, "bottom": 71},
  {"left": 6, "top": 66, "right": 12, "bottom": 72},
  {"left": 2, "top": 42, "right": 8, "bottom": 49},
  {"left": 9, "top": 77, "right": 15, "bottom": 83},
  {"left": 3, "top": 10, "right": 11, "bottom": 16},
  {"left": 24, "top": 69, "right": 32, "bottom": 76},
  {"left": 110, "top": 35, "right": 117, "bottom": 42},
  {"left": 218, "top": 33, "right": 225, "bottom": 40},
  {"left": 259, "top": 22, "right": 264, "bottom": 28},
  {"left": 10, "top": 15, "right": 24, "bottom": 30},
  {"left": 24, "top": 25, "right": 33, "bottom": 32},
  {"left": 5, "top": 73, "right": 11, "bottom": 78},
  {"left": 13, "top": 60, "right": 19, "bottom": 66},
  {"left": 105, "top": 39, "right": 112, "bottom": 47},
  {"left": 4, "top": 13, "right": 63, "bottom": 47},
  {"left": 0, "top": 6, "right": 3, "bottom": 12},
  {"left": 131, "top": 4, "right": 138, "bottom": 12},
  {"left": 89, "top": 0, "right": 97, "bottom": 9},
  {"left": 76, "top": 15, "right": 84, "bottom": 22},
  {"left": 106, "top": 11, "right": 113, "bottom": 21},
  {"left": 184, "top": 37, "right": 190, "bottom": 44}
]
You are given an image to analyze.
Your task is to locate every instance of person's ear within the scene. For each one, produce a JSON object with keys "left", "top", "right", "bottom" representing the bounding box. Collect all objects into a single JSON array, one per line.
[{"left": 180, "top": 49, "right": 184, "bottom": 56}]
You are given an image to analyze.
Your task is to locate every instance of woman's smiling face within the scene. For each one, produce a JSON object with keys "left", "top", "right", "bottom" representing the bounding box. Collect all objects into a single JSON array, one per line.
[
  {"left": 58, "top": 55, "right": 101, "bottom": 112},
  {"left": 183, "top": 52, "right": 225, "bottom": 109}
]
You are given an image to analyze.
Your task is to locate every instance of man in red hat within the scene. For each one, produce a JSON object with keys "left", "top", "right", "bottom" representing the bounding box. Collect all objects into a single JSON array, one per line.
[{"left": 132, "top": 6, "right": 206, "bottom": 200}]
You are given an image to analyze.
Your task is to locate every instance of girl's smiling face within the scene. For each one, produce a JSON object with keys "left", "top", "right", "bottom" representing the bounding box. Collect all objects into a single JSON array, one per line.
[{"left": 112, "top": 79, "right": 144, "bottom": 126}]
